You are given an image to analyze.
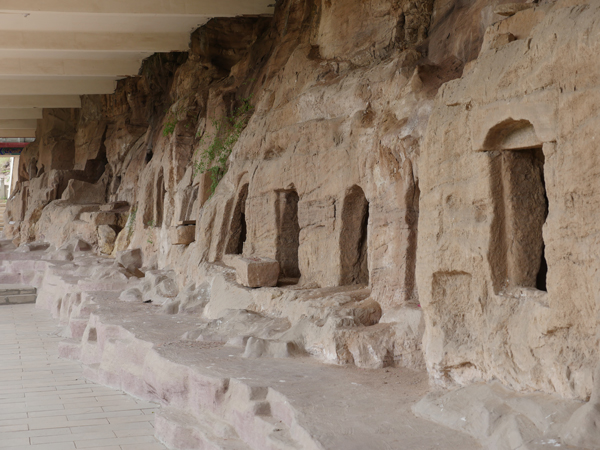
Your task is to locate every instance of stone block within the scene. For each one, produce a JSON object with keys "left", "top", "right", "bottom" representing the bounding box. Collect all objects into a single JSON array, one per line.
[
  {"left": 156, "top": 277, "right": 179, "bottom": 298},
  {"left": 489, "top": 32, "right": 516, "bottom": 50},
  {"left": 61, "top": 178, "right": 106, "bottom": 204},
  {"left": 100, "top": 201, "right": 129, "bottom": 211},
  {"left": 493, "top": 3, "right": 534, "bottom": 17},
  {"left": 97, "top": 225, "right": 117, "bottom": 255},
  {"left": 46, "top": 249, "right": 74, "bottom": 261},
  {"left": 170, "top": 225, "right": 196, "bottom": 245},
  {"left": 243, "top": 337, "right": 303, "bottom": 358},
  {"left": 120, "top": 287, "right": 143, "bottom": 303},
  {"left": 226, "top": 255, "right": 280, "bottom": 288},
  {"left": 60, "top": 238, "right": 91, "bottom": 253},
  {"left": 116, "top": 248, "right": 143, "bottom": 276},
  {"left": 81, "top": 211, "right": 119, "bottom": 226}
]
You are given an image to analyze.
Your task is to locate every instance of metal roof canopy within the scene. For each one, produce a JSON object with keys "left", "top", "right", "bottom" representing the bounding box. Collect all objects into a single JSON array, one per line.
[{"left": 0, "top": 0, "right": 274, "bottom": 138}]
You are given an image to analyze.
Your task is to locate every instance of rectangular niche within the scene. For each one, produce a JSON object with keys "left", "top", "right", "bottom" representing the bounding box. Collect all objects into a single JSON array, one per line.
[
  {"left": 489, "top": 148, "right": 548, "bottom": 293},
  {"left": 339, "top": 185, "right": 369, "bottom": 286},
  {"left": 275, "top": 189, "right": 300, "bottom": 282}
]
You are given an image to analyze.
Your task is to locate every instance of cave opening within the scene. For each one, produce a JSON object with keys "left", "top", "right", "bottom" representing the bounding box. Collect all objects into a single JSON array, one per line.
[
  {"left": 275, "top": 189, "right": 301, "bottom": 283},
  {"left": 226, "top": 184, "right": 249, "bottom": 255},
  {"left": 340, "top": 185, "right": 370, "bottom": 286}
]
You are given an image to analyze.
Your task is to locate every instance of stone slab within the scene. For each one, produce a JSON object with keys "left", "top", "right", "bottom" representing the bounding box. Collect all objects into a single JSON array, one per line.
[
  {"left": 0, "top": 284, "right": 37, "bottom": 305},
  {"left": 0, "top": 293, "right": 37, "bottom": 305},
  {"left": 100, "top": 201, "right": 129, "bottom": 212},
  {"left": 80, "top": 211, "right": 119, "bottom": 227}
]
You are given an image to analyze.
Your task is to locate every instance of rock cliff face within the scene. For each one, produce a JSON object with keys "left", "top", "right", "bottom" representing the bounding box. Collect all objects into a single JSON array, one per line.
[
  {"left": 3, "top": 0, "right": 597, "bottom": 423},
  {"left": 418, "top": 1, "right": 600, "bottom": 402}
]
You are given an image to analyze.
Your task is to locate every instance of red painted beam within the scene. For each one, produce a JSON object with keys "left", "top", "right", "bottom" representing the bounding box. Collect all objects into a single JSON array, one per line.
[
  {"left": 0, "top": 142, "right": 29, "bottom": 155},
  {"left": 0, "top": 143, "right": 28, "bottom": 148}
]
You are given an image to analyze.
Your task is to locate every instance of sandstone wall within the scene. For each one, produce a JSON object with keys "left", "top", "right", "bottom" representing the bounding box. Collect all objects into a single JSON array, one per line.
[
  {"left": 6, "top": 0, "right": 448, "bottom": 308},
  {"left": 7, "top": 0, "right": 597, "bottom": 401},
  {"left": 417, "top": 1, "right": 599, "bottom": 400}
]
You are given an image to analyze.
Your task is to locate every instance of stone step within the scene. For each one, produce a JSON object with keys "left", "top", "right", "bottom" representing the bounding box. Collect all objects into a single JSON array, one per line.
[
  {"left": 0, "top": 284, "right": 36, "bottom": 295},
  {"left": 155, "top": 407, "right": 253, "bottom": 450},
  {"left": 0, "top": 273, "right": 27, "bottom": 283},
  {"left": 0, "top": 284, "right": 37, "bottom": 305},
  {"left": 0, "top": 294, "right": 36, "bottom": 305},
  {"left": 256, "top": 415, "right": 303, "bottom": 450},
  {"left": 57, "top": 338, "right": 82, "bottom": 360}
]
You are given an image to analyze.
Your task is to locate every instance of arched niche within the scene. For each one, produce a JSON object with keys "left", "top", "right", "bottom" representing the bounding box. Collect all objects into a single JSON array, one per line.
[
  {"left": 339, "top": 185, "right": 369, "bottom": 286},
  {"left": 485, "top": 120, "right": 548, "bottom": 293},
  {"left": 482, "top": 118, "right": 542, "bottom": 151}
]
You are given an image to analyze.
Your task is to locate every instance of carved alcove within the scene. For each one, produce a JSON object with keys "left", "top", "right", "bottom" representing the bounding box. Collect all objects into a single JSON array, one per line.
[
  {"left": 275, "top": 188, "right": 301, "bottom": 283},
  {"left": 154, "top": 168, "right": 166, "bottom": 227},
  {"left": 225, "top": 183, "right": 249, "bottom": 255},
  {"left": 339, "top": 185, "right": 370, "bottom": 286},
  {"left": 483, "top": 119, "right": 549, "bottom": 293}
]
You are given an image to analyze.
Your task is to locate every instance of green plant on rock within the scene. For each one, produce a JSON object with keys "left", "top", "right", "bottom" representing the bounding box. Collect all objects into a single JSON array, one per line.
[
  {"left": 163, "top": 115, "right": 178, "bottom": 137},
  {"left": 146, "top": 219, "right": 155, "bottom": 244},
  {"left": 162, "top": 96, "right": 194, "bottom": 137},
  {"left": 127, "top": 206, "right": 137, "bottom": 240},
  {"left": 194, "top": 95, "right": 254, "bottom": 193}
]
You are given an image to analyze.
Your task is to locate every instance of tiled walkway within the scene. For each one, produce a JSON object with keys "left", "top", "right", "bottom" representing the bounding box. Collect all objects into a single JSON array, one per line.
[{"left": 0, "top": 304, "right": 167, "bottom": 450}]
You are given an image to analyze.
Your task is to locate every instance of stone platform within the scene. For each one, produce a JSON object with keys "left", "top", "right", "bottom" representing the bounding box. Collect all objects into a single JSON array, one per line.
[
  {"left": 0, "top": 303, "right": 166, "bottom": 450},
  {"left": 3, "top": 242, "right": 591, "bottom": 450},
  {"left": 0, "top": 243, "right": 482, "bottom": 450}
]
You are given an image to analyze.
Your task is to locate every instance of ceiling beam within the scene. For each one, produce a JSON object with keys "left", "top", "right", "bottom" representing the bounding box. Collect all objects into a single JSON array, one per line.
[
  {"left": 0, "top": 95, "right": 81, "bottom": 108},
  {"left": 0, "top": 129, "right": 36, "bottom": 138},
  {"left": 0, "top": 58, "right": 143, "bottom": 77},
  {"left": 0, "top": 109, "right": 43, "bottom": 120},
  {"left": 0, "top": 78, "right": 116, "bottom": 95},
  {"left": 0, "top": 119, "right": 38, "bottom": 130},
  {"left": 0, "top": 31, "right": 191, "bottom": 53},
  {"left": 0, "top": 1, "right": 275, "bottom": 114},
  {"left": 0, "top": 13, "right": 209, "bottom": 35},
  {"left": 0, "top": 1, "right": 274, "bottom": 16}
]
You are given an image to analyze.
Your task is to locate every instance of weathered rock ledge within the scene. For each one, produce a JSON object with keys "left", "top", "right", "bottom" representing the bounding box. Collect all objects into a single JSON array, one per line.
[
  {"left": 3, "top": 0, "right": 600, "bottom": 448},
  {"left": 5, "top": 241, "right": 600, "bottom": 450},
  {"left": 0, "top": 241, "right": 480, "bottom": 450}
]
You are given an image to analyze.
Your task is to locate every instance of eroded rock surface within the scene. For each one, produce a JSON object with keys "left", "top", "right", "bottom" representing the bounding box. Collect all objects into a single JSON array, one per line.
[
  {"left": 2, "top": 0, "right": 600, "bottom": 449},
  {"left": 5, "top": 0, "right": 440, "bottom": 372},
  {"left": 417, "top": 2, "right": 600, "bottom": 402},
  {"left": 0, "top": 243, "right": 481, "bottom": 450}
]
